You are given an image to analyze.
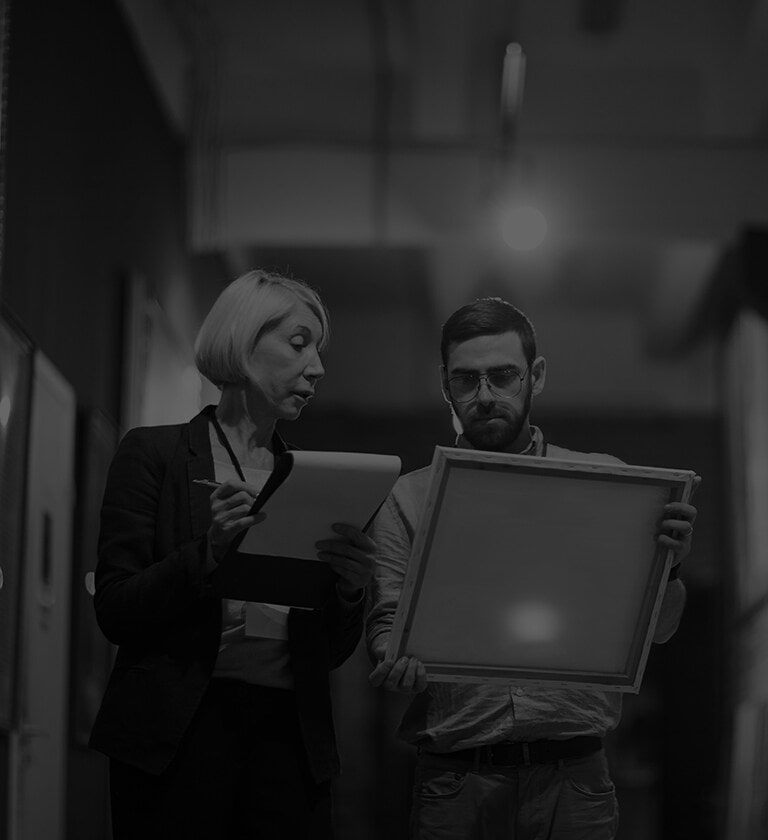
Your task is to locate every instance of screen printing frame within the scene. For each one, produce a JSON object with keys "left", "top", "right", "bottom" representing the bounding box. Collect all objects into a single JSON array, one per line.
[{"left": 386, "top": 446, "right": 697, "bottom": 693}]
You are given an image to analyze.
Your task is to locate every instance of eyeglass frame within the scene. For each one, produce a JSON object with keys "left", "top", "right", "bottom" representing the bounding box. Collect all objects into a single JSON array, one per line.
[{"left": 440, "top": 365, "right": 530, "bottom": 403}]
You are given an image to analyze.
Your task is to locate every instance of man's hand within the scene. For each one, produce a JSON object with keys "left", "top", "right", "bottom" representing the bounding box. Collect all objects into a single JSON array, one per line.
[
  {"left": 369, "top": 656, "right": 428, "bottom": 694},
  {"left": 207, "top": 479, "right": 265, "bottom": 562},
  {"left": 316, "top": 523, "right": 376, "bottom": 601},
  {"left": 657, "top": 476, "right": 701, "bottom": 571}
]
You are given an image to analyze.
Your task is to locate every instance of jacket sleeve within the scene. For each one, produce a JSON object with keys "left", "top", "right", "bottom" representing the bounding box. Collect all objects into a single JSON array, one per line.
[
  {"left": 93, "top": 428, "right": 216, "bottom": 647},
  {"left": 323, "top": 589, "right": 365, "bottom": 670}
]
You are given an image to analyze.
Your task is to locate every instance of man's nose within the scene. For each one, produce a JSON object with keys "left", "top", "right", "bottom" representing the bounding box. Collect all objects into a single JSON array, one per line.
[{"left": 476, "top": 379, "right": 495, "bottom": 405}]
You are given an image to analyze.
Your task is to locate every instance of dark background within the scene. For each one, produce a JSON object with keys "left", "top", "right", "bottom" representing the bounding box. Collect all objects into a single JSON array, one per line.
[{"left": 1, "top": 0, "right": 765, "bottom": 838}]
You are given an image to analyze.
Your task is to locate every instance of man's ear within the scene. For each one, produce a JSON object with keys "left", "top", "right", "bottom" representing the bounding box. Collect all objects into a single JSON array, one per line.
[
  {"left": 439, "top": 366, "right": 464, "bottom": 435},
  {"left": 439, "top": 365, "right": 451, "bottom": 403},
  {"left": 449, "top": 403, "right": 464, "bottom": 436},
  {"left": 531, "top": 356, "right": 546, "bottom": 396}
]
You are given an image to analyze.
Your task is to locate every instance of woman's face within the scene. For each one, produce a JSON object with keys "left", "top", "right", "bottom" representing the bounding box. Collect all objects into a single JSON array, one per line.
[{"left": 244, "top": 300, "right": 325, "bottom": 421}]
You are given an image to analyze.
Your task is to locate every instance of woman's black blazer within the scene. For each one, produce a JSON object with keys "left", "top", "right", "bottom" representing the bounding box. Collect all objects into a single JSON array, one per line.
[{"left": 89, "top": 406, "right": 364, "bottom": 781}]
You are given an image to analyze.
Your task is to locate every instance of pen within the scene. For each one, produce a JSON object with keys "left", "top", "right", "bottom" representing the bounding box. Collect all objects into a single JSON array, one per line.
[{"left": 192, "top": 479, "right": 222, "bottom": 488}]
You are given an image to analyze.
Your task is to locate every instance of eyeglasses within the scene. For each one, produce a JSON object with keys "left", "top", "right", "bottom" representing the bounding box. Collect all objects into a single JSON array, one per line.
[{"left": 445, "top": 368, "right": 528, "bottom": 402}]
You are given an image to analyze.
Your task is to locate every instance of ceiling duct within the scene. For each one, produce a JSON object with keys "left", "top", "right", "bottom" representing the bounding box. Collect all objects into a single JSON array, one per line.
[{"left": 580, "top": 0, "right": 627, "bottom": 34}]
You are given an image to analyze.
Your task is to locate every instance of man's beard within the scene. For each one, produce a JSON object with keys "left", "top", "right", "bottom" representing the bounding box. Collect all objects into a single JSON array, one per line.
[{"left": 459, "top": 388, "right": 532, "bottom": 452}]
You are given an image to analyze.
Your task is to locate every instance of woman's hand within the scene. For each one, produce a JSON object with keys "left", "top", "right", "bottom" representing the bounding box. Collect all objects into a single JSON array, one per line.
[
  {"left": 316, "top": 523, "right": 377, "bottom": 601},
  {"left": 207, "top": 479, "right": 265, "bottom": 562}
]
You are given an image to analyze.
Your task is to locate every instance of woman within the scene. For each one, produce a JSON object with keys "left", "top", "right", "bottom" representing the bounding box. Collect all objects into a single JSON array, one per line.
[{"left": 89, "top": 270, "right": 375, "bottom": 839}]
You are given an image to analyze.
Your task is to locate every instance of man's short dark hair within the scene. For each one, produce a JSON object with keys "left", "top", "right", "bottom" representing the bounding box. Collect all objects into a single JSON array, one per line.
[{"left": 440, "top": 297, "right": 537, "bottom": 367}]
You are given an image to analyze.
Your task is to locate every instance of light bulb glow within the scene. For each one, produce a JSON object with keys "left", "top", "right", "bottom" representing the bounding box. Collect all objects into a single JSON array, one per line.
[{"left": 501, "top": 205, "right": 547, "bottom": 251}]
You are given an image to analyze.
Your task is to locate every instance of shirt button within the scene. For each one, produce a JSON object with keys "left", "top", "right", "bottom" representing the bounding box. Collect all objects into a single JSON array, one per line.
[{"left": 516, "top": 688, "right": 524, "bottom": 696}]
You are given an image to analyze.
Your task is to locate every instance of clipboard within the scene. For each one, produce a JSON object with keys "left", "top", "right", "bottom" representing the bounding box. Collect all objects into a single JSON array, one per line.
[{"left": 211, "top": 450, "right": 402, "bottom": 607}]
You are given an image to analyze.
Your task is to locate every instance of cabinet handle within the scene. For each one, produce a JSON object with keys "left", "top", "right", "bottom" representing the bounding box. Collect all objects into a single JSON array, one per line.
[{"left": 39, "top": 511, "right": 55, "bottom": 609}]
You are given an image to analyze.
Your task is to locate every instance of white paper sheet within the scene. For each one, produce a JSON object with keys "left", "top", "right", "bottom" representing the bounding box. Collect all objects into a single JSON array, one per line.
[
  {"left": 244, "top": 602, "right": 290, "bottom": 639},
  {"left": 238, "top": 451, "right": 401, "bottom": 560}
]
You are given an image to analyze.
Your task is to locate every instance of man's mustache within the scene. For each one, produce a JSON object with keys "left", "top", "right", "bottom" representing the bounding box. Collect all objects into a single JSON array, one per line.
[{"left": 468, "top": 410, "right": 512, "bottom": 422}]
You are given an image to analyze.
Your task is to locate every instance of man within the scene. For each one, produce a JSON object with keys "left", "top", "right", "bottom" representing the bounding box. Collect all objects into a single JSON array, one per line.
[{"left": 366, "top": 297, "right": 698, "bottom": 840}]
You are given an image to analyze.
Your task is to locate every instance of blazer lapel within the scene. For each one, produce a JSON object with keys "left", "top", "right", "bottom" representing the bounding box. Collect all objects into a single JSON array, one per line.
[
  {"left": 187, "top": 405, "right": 216, "bottom": 538},
  {"left": 184, "top": 405, "right": 293, "bottom": 539}
]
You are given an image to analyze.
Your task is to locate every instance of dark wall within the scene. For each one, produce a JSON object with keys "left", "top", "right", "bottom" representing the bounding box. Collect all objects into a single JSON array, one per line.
[
  {"left": 2, "top": 0, "right": 189, "bottom": 423},
  {"left": 2, "top": 3, "right": 191, "bottom": 838}
]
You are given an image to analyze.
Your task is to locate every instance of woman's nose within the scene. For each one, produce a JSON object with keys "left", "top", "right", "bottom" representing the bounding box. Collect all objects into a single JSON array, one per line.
[{"left": 306, "top": 349, "right": 325, "bottom": 380}]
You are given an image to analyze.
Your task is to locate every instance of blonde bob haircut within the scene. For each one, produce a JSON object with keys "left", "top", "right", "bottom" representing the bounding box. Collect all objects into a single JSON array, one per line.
[{"left": 194, "top": 269, "right": 330, "bottom": 389}]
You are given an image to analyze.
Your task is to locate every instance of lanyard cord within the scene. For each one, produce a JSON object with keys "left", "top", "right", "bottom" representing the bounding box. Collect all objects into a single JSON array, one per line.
[{"left": 209, "top": 409, "right": 247, "bottom": 482}]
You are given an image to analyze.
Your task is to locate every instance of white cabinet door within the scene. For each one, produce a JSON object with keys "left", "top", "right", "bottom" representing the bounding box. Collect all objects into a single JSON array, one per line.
[{"left": 8, "top": 351, "right": 75, "bottom": 840}]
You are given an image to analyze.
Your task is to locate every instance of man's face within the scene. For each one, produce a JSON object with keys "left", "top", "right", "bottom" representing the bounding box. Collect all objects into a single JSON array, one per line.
[{"left": 443, "top": 331, "right": 545, "bottom": 452}]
